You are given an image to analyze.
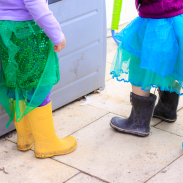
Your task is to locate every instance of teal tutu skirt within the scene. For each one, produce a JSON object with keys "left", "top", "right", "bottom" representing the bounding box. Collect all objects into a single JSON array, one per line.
[{"left": 110, "top": 14, "right": 183, "bottom": 95}]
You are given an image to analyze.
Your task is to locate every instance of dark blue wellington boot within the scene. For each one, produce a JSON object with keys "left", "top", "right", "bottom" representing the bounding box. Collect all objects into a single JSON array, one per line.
[
  {"left": 153, "top": 89, "right": 179, "bottom": 123},
  {"left": 110, "top": 92, "right": 157, "bottom": 137}
]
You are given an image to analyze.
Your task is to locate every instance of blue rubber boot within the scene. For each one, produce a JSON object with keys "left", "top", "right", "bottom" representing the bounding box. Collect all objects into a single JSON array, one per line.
[
  {"left": 153, "top": 88, "right": 179, "bottom": 123},
  {"left": 110, "top": 93, "right": 157, "bottom": 137}
]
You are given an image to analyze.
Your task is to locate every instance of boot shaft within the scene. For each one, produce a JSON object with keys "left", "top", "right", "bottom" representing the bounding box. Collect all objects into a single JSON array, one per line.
[
  {"left": 27, "top": 101, "right": 77, "bottom": 158},
  {"left": 158, "top": 89, "right": 179, "bottom": 111},
  {"left": 129, "top": 93, "right": 157, "bottom": 129},
  {"left": 27, "top": 102, "right": 57, "bottom": 142},
  {"left": 110, "top": 92, "right": 157, "bottom": 136},
  {"left": 153, "top": 89, "right": 179, "bottom": 122}
]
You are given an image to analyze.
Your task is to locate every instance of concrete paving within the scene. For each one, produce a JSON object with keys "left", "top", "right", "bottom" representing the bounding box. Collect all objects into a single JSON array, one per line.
[{"left": 1, "top": 31, "right": 183, "bottom": 183}]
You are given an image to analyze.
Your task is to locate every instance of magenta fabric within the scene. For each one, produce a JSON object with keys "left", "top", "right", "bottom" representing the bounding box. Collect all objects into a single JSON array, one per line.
[
  {"left": 135, "top": 0, "right": 183, "bottom": 19},
  {"left": 0, "top": 0, "right": 64, "bottom": 45},
  {"left": 39, "top": 92, "right": 51, "bottom": 107}
]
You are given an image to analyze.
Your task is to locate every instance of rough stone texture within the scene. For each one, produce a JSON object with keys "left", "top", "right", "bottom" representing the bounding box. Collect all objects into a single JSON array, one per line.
[
  {"left": 53, "top": 113, "right": 183, "bottom": 183},
  {"left": 0, "top": 140, "right": 79, "bottom": 183},
  {"left": 155, "top": 109, "right": 183, "bottom": 137},
  {"left": 147, "top": 155, "right": 183, "bottom": 183},
  {"left": 66, "top": 173, "right": 104, "bottom": 183}
]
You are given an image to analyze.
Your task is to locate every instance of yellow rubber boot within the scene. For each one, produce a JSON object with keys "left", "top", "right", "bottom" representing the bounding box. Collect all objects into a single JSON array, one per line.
[
  {"left": 14, "top": 115, "right": 34, "bottom": 151},
  {"left": 13, "top": 101, "right": 34, "bottom": 151},
  {"left": 27, "top": 101, "right": 77, "bottom": 158}
]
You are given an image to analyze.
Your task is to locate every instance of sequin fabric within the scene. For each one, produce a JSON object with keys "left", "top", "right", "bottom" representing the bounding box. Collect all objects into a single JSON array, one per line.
[{"left": 0, "top": 20, "right": 60, "bottom": 128}]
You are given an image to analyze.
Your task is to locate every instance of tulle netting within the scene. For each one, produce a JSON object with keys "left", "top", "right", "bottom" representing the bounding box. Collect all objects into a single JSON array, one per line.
[
  {"left": 0, "top": 20, "right": 60, "bottom": 127},
  {"left": 110, "top": 15, "right": 183, "bottom": 95}
]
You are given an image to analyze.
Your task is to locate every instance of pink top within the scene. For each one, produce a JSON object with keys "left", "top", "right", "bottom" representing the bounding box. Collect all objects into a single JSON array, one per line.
[{"left": 0, "top": 0, "right": 64, "bottom": 45}]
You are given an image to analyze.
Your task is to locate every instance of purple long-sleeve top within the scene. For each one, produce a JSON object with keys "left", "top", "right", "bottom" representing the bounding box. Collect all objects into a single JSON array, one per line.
[{"left": 0, "top": 0, "right": 64, "bottom": 45}]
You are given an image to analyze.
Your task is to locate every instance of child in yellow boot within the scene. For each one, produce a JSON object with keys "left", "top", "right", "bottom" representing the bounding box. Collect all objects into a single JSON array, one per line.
[{"left": 0, "top": 0, "right": 77, "bottom": 158}]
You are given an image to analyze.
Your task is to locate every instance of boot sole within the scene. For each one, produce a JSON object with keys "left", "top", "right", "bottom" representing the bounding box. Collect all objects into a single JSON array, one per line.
[
  {"left": 18, "top": 143, "right": 34, "bottom": 151},
  {"left": 110, "top": 122, "right": 149, "bottom": 137},
  {"left": 153, "top": 115, "right": 176, "bottom": 123},
  {"left": 35, "top": 142, "right": 77, "bottom": 158}
]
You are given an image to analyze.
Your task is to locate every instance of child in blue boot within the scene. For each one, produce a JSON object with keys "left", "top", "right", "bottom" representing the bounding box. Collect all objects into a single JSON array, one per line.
[{"left": 110, "top": 0, "right": 182, "bottom": 137}]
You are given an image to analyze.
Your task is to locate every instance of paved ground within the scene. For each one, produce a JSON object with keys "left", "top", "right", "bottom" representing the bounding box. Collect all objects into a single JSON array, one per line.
[{"left": 1, "top": 29, "right": 183, "bottom": 183}]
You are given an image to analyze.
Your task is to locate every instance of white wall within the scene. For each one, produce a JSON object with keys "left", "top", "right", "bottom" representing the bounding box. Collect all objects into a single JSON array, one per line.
[{"left": 106, "top": 0, "right": 138, "bottom": 29}]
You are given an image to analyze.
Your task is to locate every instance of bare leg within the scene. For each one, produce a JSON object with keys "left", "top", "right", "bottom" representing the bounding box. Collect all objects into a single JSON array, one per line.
[{"left": 132, "top": 85, "right": 150, "bottom": 97}]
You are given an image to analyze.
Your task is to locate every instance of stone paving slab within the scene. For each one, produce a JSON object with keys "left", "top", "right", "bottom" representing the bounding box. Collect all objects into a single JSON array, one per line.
[
  {"left": 105, "top": 62, "right": 112, "bottom": 81},
  {"left": 89, "top": 79, "right": 161, "bottom": 126},
  {"left": 155, "top": 109, "right": 183, "bottom": 137},
  {"left": 178, "top": 96, "right": 183, "bottom": 110},
  {"left": 0, "top": 140, "right": 79, "bottom": 183},
  {"left": 147, "top": 155, "right": 183, "bottom": 183},
  {"left": 66, "top": 173, "right": 104, "bottom": 183},
  {"left": 7, "top": 101, "right": 108, "bottom": 143},
  {"left": 107, "top": 37, "right": 118, "bottom": 53},
  {"left": 89, "top": 79, "right": 132, "bottom": 116},
  {"left": 53, "top": 113, "right": 183, "bottom": 183},
  {"left": 106, "top": 49, "right": 116, "bottom": 64},
  {"left": 53, "top": 101, "right": 108, "bottom": 138},
  {"left": 107, "top": 23, "right": 129, "bottom": 38}
]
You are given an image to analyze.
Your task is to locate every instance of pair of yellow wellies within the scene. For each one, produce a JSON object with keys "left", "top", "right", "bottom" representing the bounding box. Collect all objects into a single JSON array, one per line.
[{"left": 14, "top": 101, "right": 77, "bottom": 158}]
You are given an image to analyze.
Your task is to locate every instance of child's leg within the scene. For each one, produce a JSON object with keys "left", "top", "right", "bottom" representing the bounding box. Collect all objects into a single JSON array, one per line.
[
  {"left": 132, "top": 85, "right": 150, "bottom": 97},
  {"left": 38, "top": 92, "right": 51, "bottom": 107}
]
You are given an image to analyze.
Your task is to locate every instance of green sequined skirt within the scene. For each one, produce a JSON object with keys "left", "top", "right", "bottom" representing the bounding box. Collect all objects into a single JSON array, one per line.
[{"left": 0, "top": 20, "right": 60, "bottom": 127}]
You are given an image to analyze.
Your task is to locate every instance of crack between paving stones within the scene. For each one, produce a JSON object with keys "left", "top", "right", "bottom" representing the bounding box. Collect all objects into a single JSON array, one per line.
[
  {"left": 105, "top": 77, "right": 112, "bottom": 82},
  {"left": 67, "top": 112, "right": 110, "bottom": 136},
  {"left": 177, "top": 107, "right": 183, "bottom": 112},
  {"left": 152, "top": 120, "right": 163, "bottom": 127},
  {"left": 6, "top": 139, "right": 35, "bottom": 153},
  {"left": 4, "top": 139, "right": 84, "bottom": 181},
  {"left": 52, "top": 158, "right": 109, "bottom": 183},
  {"left": 79, "top": 171, "right": 110, "bottom": 183},
  {"left": 6, "top": 138, "right": 17, "bottom": 144},
  {"left": 5, "top": 139, "right": 108, "bottom": 183},
  {"left": 63, "top": 172, "right": 81, "bottom": 183},
  {"left": 153, "top": 126, "right": 183, "bottom": 137},
  {"left": 87, "top": 104, "right": 121, "bottom": 116},
  {"left": 144, "top": 153, "right": 183, "bottom": 183}
]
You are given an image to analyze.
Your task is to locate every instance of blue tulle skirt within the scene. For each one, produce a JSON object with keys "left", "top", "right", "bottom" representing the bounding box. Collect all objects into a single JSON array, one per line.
[{"left": 110, "top": 14, "right": 183, "bottom": 95}]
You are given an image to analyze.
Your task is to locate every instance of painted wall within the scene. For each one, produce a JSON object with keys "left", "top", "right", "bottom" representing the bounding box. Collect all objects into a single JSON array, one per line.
[{"left": 106, "top": 0, "right": 138, "bottom": 29}]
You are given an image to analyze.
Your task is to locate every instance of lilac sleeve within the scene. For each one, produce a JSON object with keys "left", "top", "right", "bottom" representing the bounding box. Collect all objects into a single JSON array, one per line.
[{"left": 23, "top": 0, "right": 64, "bottom": 45}]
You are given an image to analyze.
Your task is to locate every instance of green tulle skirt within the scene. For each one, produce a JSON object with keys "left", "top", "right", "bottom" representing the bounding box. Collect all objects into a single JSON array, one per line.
[{"left": 0, "top": 20, "right": 60, "bottom": 128}]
